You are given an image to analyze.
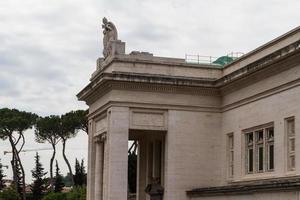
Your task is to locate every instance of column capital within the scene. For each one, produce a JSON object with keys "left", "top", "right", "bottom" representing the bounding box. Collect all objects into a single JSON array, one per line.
[{"left": 94, "top": 133, "right": 107, "bottom": 143}]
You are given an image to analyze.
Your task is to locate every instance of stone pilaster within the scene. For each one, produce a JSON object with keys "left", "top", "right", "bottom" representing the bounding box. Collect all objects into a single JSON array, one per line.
[
  {"left": 94, "top": 137, "right": 104, "bottom": 200},
  {"left": 105, "top": 106, "right": 129, "bottom": 200},
  {"left": 87, "top": 120, "right": 96, "bottom": 200}
]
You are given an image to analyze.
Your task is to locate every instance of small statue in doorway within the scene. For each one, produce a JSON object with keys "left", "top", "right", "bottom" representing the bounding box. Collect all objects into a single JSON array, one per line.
[{"left": 145, "top": 177, "right": 164, "bottom": 200}]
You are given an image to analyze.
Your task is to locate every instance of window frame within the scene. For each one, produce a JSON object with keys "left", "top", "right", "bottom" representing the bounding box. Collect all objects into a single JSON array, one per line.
[
  {"left": 227, "top": 133, "right": 234, "bottom": 178},
  {"left": 285, "top": 117, "right": 295, "bottom": 171},
  {"left": 243, "top": 123, "right": 274, "bottom": 174}
]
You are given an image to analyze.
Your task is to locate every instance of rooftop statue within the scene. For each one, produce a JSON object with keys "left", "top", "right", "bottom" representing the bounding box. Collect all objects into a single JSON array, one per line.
[{"left": 102, "top": 17, "right": 118, "bottom": 58}]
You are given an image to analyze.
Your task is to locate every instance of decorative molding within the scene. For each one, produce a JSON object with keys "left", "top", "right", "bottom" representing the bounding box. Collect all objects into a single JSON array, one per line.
[
  {"left": 80, "top": 77, "right": 220, "bottom": 105},
  {"left": 221, "top": 78, "right": 300, "bottom": 112},
  {"left": 78, "top": 41, "right": 300, "bottom": 105},
  {"left": 87, "top": 101, "right": 221, "bottom": 120},
  {"left": 217, "top": 40, "right": 300, "bottom": 86},
  {"left": 85, "top": 77, "right": 300, "bottom": 120},
  {"left": 94, "top": 132, "right": 107, "bottom": 143},
  {"left": 130, "top": 109, "right": 168, "bottom": 131},
  {"left": 220, "top": 45, "right": 300, "bottom": 95},
  {"left": 223, "top": 26, "right": 300, "bottom": 70},
  {"left": 94, "top": 114, "right": 107, "bottom": 137}
]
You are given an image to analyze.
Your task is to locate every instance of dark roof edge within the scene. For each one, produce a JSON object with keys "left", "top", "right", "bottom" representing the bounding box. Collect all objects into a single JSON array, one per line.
[{"left": 186, "top": 177, "right": 300, "bottom": 197}]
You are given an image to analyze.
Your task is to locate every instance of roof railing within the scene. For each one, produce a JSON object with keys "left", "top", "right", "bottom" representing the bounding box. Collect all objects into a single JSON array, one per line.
[
  {"left": 185, "top": 52, "right": 244, "bottom": 66},
  {"left": 185, "top": 54, "right": 219, "bottom": 64}
]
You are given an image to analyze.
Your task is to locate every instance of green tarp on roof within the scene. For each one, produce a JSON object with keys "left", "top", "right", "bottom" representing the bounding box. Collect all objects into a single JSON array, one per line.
[{"left": 213, "top": 56, "right": 234, "bottom": 67}]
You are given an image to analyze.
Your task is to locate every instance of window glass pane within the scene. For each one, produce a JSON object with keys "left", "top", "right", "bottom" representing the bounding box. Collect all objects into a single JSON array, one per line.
[
  {"left": 258, "top": 146, "right": 264, "bottom": 171},
  {"left": 248, "top": 148, "right": 253, "bottom": 172},
  {"left": 267, "top": 127, "right": 274, "bottom": 140},
  {"left": 269, "top": 145, "right": 274, "bottom": 170},
  {"left": 247, "top": 133, "right": 253, "bottom": 144},
  {"left": 257, "top": 130, "right": 264, "bottom": 142}
]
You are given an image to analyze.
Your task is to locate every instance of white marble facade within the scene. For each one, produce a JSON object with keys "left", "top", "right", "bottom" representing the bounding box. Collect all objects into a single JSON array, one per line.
[{"left": 78, "top": 24, "right": 300, "bottom": 200}]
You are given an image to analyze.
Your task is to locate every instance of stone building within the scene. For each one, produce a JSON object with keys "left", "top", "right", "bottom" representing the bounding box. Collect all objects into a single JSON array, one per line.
[{"left": 77, "top": 20, "right": 300, "bottom": 200}]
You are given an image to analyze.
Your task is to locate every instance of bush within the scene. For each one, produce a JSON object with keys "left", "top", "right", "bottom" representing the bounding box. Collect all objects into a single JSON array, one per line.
[
  {"left": 41, "top": 192, "right": 66, "bottom": 200},
  {"left": 66, "top": 187, "right": 86, "bottom": 200},
  {"left": 0, "top": 187, "right": 20, "bottom": 200},
  {"left": 41, "top": 187, "right": 86, "bottom": 200}
]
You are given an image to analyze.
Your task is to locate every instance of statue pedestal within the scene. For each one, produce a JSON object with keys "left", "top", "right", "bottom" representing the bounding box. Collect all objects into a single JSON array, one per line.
[
  {"left": 96, "top": 40, "right": 126, "bottom": 72},
  {"left": 111, "top": 40, "right": 125, "bottom": 56}
]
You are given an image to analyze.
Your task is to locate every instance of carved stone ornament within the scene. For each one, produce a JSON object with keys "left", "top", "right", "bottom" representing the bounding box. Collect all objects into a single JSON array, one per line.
[
  {"left": 102, "top": 17, "right": 118, "bottom": 58},
  {"left": 94, "top": 133, "right": 107, "bottom": 143}
]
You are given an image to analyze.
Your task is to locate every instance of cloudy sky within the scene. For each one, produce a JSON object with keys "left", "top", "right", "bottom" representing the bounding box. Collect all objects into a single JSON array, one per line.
[{"left": 0, "top": 0, "right": 299, "bottom": 183}]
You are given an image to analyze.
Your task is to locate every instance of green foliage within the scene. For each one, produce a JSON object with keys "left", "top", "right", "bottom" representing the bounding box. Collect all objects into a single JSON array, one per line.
[
  {"left": 35, "top": 116, "right": 61, "bottom": 144},
  {"left": 74, "top": 159, "right": 86, "bottom": 187},
  {"left": 0, "top": 108, "right": 37, "bottom": 139},
  {"left": 0, "top": 107, "right": 38, "bottom": 199},
  {"left": 0, "top": 160, "right": 5, "bottom": 190},
  {"left": 60, "top": 110, "right": 88, "bottom": 139},
  {"left": 80, "top": 160, "right": 86, "bottom": 186},
  {"left": 61, "top": 174, "right": 72, "bottom": 187},
  {"left": 31, "top": 153, "right": 48, "bottom": 200},
  {"left": 14, "top": 110, "right": 38, "bottom": 133},
  {"left": 66, "top": 187, "right": 86, "bottom": 200},
  {"left": 0, "top": 187, "right": 20, "bottom": 200},
  {"left": 41, "top": 192, "right": 66, "bottom": 200},
  {"left": 14, "top": 159, "right": 23, "bottom": 195},
  {"left": 35, "top": 116, "right": 62, "bottom": 185},
  {"left": 60, "top": 112, "right": 78, "bottom": 140},
  {"left": 41, "top": 187, "right": 86, "bottom": 200},
  {"left": 73, "top": 159, "right": 81, "bottom": 187},
  {"left": 59, "top": 110, "right": 88, "bottom": 186},
  {"left": 74, "top": 110, "right": 88, "bottom": 134},
  {"left": 54, "top": 161, "right": 64, "bottom": 193}
]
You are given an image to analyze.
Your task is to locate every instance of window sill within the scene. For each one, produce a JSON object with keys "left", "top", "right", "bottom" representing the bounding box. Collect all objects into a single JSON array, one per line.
[
  {"left": 230, "top": 173, "right": 300, "bottom": 185},
  {"left": 232, "top": 172, "right": 277, "bottom": 183}
]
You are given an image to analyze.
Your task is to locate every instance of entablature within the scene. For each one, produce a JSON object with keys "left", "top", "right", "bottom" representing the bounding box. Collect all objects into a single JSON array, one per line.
[{"left": 78, "top": 39, "right": 300, "bottom": 106}]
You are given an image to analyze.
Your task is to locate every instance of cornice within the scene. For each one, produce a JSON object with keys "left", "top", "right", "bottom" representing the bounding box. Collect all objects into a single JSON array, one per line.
[
  {"left": 87, "top": 101, "right": 221, "bottom": 120},
  {"left": 221, "top": 77, "right": 300, "bottom": 112},
  {"left": 78, "top": 40, "right": 300, "bottom": 107},
  {"left": 220, "top": 47, "right": 300, "bottom": 95},
  {"left": 79, "top": 72, "right": 220, "bottom": 104},
  {"left": 222, "top": 26, "right": 300, "bottom": 70},
  {"left": 216, "top": 40, "right": 300, "bottom": 87}
]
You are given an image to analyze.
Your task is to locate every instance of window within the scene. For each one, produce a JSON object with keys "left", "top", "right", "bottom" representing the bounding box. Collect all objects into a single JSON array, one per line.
[
  {"left": 245, "top": 124, "right": 274, "bottom": 174},
  {"left": 286, "top": 117, "right": 295, "bottom": 171},
  {"left": 227, "top": 133, "right": 234, "bottom": 178}
]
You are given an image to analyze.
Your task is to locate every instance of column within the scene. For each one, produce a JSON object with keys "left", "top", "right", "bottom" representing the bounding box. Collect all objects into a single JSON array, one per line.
[
  {"left": 87, "top": 121, "right": 96, "bottom": 200},
  {"left": 105, "top": 106, "right": 129, "bottom": 200},
  {"left": 94, "top": 138, "right": 104, "bottom": 200}
]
